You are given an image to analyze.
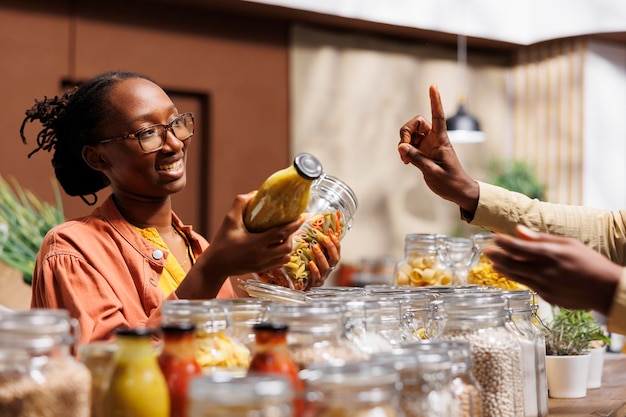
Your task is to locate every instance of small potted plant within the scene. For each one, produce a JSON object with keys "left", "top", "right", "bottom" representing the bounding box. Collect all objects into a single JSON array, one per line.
[{"left": 543, "top": 308, "right": 610, "bottom": 398}]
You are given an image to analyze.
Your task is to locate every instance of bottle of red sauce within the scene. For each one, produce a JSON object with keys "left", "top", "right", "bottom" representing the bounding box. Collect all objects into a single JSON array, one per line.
[
  {"left": 248, "top": 322, "right": 304, "bottom": 415},
  {"left": 158, "top": 323, "right": 202, "bottom": 417}
]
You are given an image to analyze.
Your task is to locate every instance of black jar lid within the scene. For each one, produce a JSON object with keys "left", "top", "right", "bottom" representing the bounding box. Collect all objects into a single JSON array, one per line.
[
  {"left": 253, "top": 322, "right": 289, "bottom": 332},
  {"left": 115, "top": 326, "right": 158, "bottom": 337},
  {"left": 293, "top": 153, "right": 323, "bottom": 181}
]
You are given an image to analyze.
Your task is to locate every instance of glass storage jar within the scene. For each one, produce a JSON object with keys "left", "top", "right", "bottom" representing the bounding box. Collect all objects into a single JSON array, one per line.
[
  {"left": 213, "top": 298, "right": 272, "bottom": 351},
  {"left": 301, "top": 362, "right": 402, "bottom": 417},
  {"left": 503, "top": 290, "right": 548, "bottom": 417},
  {"left": 372, "top": 347, "right": 455, "bottom": 417},
  {"left": 375, "top": 297, "right": 421, "bottom": 347},
  {"left": 437, "top": 236, "right": 477, "bottom": 285},
  {"left": 402, "top": 340, "right": 482, "bottom": 417},
  {"left": 394, "top": 233, "right": 452, "bottom": 287},
  {"left": 257, "top": 174, "right": 358, "bottom": 291},
  {"left": 343, "top": 297, "right": 395, "bottom": 354},
  {"left": 0, "top": 311, "right": 91, "bottom": 417},
  {"left": 267, "top": 301, "right": 367, "bottom": 369},
  {"left": 189, "top": 374, "right": 295, "bottom": 417},
  {"left": 434, "top": 291, "right": 524, "bottom": 417},
  {"left": 161, "top": 299, "right": 250, "bottom": 374},
  {"left": 468, "top": 233, "right": 527, "bottom": 290},
  {"left": 78, "top": 341, "right": 118, "bottom": 417}
]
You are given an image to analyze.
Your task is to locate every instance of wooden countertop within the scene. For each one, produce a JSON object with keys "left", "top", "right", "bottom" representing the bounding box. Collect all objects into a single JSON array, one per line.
[{"left": 548, "top": 353, "right": 626, "bottom": 417}]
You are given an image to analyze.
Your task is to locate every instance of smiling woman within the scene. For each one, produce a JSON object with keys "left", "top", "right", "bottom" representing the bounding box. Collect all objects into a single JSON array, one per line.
[{"left": 18, "top": 71, "right": 341, "bottom": 343}]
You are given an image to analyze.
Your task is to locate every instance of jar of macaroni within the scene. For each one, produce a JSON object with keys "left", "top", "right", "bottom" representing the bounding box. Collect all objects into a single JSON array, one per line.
[
  {"left": 394, "top": 234, "right": 452, "bottom": 287},
  {"left": 161, "top": 300, "right": 250, "bottom": 375}
]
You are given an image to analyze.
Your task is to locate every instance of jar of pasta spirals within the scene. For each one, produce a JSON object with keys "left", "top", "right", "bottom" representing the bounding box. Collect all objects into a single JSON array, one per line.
[
  {"left": 468, "top": 233, "right": 527, "bottom": 290},
  {"left": 394, "top": 234, "right": 452, "bottom": 287},
  {"left": 161, "top": 300, "right": 250, "bottom": 375},
  {"left": 257, "top": 174, "right": 358, "bottom": 291}
]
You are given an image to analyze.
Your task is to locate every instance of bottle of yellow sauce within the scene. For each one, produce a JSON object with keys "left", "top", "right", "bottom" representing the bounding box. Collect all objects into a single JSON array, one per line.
[
  {"left": 244, "top": 153, "right": 323, "bottom": 232},
  {"left": 105, "top": 327, "right": 169, "bottom": 417}
]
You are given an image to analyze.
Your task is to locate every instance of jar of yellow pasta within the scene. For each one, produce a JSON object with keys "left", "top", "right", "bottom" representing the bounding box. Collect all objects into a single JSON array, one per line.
[
  {"left": 394, "top": 234, "right": 453, "bottom": 287},
  {"left": 161, "top": 300, "right": 250, "bottom": 376},
  {"left": 468, "top": 233, "right": 527, "bottom": 290},
  {"left": 257, "top": 174, "right": 358, "bottom": 291}
]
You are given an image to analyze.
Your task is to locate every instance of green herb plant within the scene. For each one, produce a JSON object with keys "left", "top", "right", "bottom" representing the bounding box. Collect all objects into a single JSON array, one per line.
[
  {"left": 0, "top": 176, "right": 64, "bottom": 285},
  {"left": 487, "top": 159, "right": 546, "bottom": 200},
  {"left": 544, "top": 307, "right": 610, "bottom": 356}
]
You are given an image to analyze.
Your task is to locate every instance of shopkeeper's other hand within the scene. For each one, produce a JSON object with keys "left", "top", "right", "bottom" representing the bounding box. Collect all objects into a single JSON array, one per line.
[
  {"left": 484, "top": 225, "right": 622, "bottom": 316},
  {"left": 397, "top": 84, "right": 479, "bottom": 217}
]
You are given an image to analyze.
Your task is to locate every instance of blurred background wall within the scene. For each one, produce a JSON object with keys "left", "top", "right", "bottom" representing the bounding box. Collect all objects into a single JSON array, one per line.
[{"left": 1, "top": 0, "right": 626, "bottom": 286}]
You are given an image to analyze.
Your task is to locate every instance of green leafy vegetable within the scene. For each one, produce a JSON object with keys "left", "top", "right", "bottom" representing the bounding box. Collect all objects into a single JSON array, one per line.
[{"left": 0, "top": 176, "right": 64, "bottom": 285}]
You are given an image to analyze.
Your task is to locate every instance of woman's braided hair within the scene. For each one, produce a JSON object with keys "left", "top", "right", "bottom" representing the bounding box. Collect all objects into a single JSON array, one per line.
[{"left": 20, "top": 70, "right": 152, "bottom": 205}]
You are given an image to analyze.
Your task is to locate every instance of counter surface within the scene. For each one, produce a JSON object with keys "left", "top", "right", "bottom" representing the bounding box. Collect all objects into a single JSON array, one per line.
[{"left": 548, "top": 353, "right": 626, "bottom": 417}]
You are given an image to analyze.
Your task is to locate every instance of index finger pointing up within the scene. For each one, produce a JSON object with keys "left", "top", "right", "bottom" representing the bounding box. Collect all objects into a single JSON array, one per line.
[{"left": 429, "top": 84, "right": 447, "bottom": 134}]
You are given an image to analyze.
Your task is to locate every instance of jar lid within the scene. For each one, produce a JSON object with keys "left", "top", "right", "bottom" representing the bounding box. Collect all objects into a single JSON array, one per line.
[
  {"left": 241, "top": 279, "right": 309, "bottom": 304},
  {"left": 293, "top": 153, "right": 323, "bottom": 180},
  {"left": 115, "top": 326, "right": 157, "bottom": 337},
  {"left": 252, "top": 322, "right": 289, "bottom": 332}
]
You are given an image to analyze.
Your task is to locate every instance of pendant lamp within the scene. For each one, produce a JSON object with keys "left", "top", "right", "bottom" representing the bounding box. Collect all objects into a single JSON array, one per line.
[{"left": 446, "top": 35, "right": 486, "bottom": 144}]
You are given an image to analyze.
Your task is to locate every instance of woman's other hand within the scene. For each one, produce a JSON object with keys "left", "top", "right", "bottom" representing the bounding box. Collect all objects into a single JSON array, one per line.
[{"left": 306, "top": 229, "right": 341, "bottom": 289}]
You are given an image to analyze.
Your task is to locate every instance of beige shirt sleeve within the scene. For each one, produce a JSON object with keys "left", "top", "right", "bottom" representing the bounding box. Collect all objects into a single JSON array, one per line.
[
  {"left": 469, "top": 181, "right": 626, "bottom": 334},
  {"left": 607, "top": 269, "right": 626, "bottom": 335}
]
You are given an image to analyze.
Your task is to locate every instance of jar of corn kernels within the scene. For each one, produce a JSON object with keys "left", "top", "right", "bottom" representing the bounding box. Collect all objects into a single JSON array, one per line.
[{"left": 468, "top": 233, "right": 527, "bottom": 290}]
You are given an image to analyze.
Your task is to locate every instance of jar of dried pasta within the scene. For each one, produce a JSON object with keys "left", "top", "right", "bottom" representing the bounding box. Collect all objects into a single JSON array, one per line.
[
  {"left": 211, "top": 298, "right": 272, "bottom": 351},
  {"left": 257, "top": 174, "right": 358, "bottom": 291},
  {"left": 394, "top": 234, "right": 452, "bottom": 287},
  {"left": 161, "top": 300, "right": 250, "bottom": 375},
  {"left": 468, "top": 233, "right": 527, "bottom": 290}
]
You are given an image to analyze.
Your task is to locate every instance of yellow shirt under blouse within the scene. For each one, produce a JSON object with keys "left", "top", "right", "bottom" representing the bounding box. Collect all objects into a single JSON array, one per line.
[{"left": 135, "top": 225, "right": 195, "bottom": 297}]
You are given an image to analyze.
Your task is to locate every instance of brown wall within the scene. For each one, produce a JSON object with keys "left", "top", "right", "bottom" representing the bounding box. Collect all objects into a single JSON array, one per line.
[{"left": 0, "top": 0, "right": 290, "bottom": 238}]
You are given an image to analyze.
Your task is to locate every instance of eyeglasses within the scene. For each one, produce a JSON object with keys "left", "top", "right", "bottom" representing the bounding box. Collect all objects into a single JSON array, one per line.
[{"left": 98, "top": 112, "right": 195, "bottom": 153}]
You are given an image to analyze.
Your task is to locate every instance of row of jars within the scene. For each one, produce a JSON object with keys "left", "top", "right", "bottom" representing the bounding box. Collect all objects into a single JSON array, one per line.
[
  {"left": 0, "top": 286, "right": 549, "bottom": 417},
  {"left": 394, "top": 232, "right": 528, "bottom": 290}
]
